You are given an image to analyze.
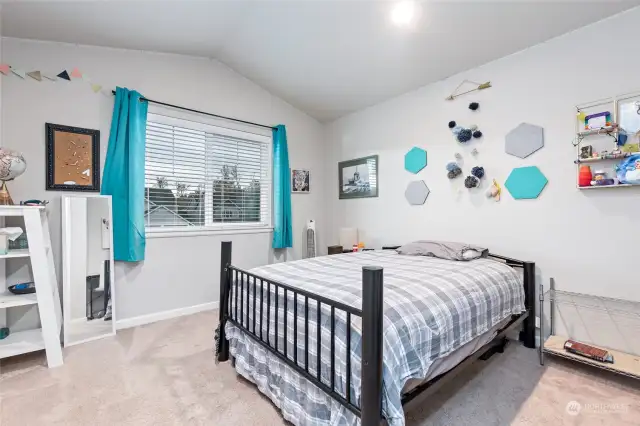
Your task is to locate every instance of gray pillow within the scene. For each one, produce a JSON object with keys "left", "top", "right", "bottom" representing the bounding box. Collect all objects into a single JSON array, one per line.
[{"left": 396, "top": 240, "right": 488, "bottom": 261}]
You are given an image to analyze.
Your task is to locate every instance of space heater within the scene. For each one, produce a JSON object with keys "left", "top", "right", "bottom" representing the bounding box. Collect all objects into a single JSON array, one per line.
[{"left": 305, "top": 220, "right": 317, "bottom": 258}]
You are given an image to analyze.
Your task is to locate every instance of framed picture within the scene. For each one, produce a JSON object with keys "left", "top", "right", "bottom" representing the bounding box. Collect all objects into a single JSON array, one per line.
[
  {"left": 46, "top": 123, "right": 100, "bottom": 192},
  {"left": 291, "top": 169, "right": 310, "bottom": 193},
  {"left": 338, "top": 155, "right": 378, "bottom": 199}
]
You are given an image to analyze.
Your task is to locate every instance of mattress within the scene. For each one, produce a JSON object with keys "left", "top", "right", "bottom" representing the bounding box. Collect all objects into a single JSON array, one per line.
[{"left": 225, "top": 250, "right": 525, "bottom": 426}]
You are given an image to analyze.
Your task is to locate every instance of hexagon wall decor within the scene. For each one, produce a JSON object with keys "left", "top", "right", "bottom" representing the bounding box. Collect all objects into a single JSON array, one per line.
[
  {"left": 404, "top": 147, "right": 427, "bottom": 174},
  {"left": 504, "top": 166, "right": 548, "bottom": 199},
  {"left": 405, "top": 180, "right": 430, "bottom": 205},
  {"left": 505, "top": 123, "right": 544, "bottom": 159}
]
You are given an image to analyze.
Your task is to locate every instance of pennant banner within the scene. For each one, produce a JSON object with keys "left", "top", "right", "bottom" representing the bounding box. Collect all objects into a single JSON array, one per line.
[
  {"left": 27, "top": 71, "right": 42, "bottom": 81},
  {"left": 57, "top": 70, "right": 71, "bottom": 81},
  {"left": 3, "top": 64, "right": 109, "bottom": 95},
  {"left": 70, "top": 67, "right": 82, "bottom": 79},
  {"left": 10, "top": 67, "right": 26, "bottom": 79}
]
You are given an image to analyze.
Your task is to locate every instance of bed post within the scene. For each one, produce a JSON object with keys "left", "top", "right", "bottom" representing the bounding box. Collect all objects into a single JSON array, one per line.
[
  {"left": 361, "top": 266, "right": 384, "bottom": 426},
  {"left": 217, "top": 241, "right": 232, "bottom": 362},
  {"left": 520, "top": 261, "right": 536, "bottom": 349}
]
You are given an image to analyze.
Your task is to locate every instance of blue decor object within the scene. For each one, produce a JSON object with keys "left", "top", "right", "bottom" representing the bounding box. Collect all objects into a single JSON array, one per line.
[
  {"left": 445, "top": 162, "right": 458, "bottom": 172},
  {"left": 101, "top": 87, "right": 147, "bottom": 262},
  {"left": 457, "top": 128, "right": 472, "bottom": 143},
  {"left": 452, "top": 126, "right": 463, "bottom": 135},
  {"left": 272, "top": 125, "right": 293, "bottom": 249},
  {"left": 448, "top": 121, "right": 456, "bottom": 129},
  {"left": 404, "top": 147, "right": 427, "bottom": 174},
  {"left": 504, "top": 166, "right": 548, "bottom": 199},
  {"left": 471, "top": 166, "right": 485, "bottom": 179}
]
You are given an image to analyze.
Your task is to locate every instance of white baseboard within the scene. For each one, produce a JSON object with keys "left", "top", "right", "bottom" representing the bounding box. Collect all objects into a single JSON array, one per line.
[{"left": 115, "top": 301, "right": 219, "bottom": 330}]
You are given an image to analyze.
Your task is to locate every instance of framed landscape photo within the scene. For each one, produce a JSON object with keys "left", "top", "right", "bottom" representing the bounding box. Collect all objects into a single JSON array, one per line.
[
  {"left": 46, "top": 123, "right": 100, "bottom": 192},
  {"left": 338, "top": 155, "right": 378, "bottom": 199},
  {"left": 291, "top": 169, "right": 310, "bottom": 194}
]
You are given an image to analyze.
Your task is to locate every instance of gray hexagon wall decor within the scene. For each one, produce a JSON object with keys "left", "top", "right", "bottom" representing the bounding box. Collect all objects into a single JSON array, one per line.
[
  {"left": 505, "top": 123, "right": 544, "bottom": 158},
  {"left": 405, "top": 180, "right": 430, "bottom": 205}
]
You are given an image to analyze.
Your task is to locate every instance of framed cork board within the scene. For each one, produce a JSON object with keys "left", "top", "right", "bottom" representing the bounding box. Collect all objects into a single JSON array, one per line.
[{"left": 46, "top": 123, "right": 100, "bottom": 192}]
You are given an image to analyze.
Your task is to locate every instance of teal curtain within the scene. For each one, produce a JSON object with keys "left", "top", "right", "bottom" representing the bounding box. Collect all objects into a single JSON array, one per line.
[
  {"left": 101, "top": 87, "right": 148, "bottom": 261},
  {"left": 272, "top": 125, "right": 293, "bottom": 249}
]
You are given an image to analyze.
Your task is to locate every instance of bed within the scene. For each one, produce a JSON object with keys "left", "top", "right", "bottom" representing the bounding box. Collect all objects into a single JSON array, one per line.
[{"left": 215, "top": 243, "right": 536, "bottom": 426}]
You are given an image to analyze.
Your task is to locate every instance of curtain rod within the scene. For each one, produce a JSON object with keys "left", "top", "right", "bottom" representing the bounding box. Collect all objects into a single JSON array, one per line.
[{"left": 111, "top": 90, "right": 276, "bottom": 131}]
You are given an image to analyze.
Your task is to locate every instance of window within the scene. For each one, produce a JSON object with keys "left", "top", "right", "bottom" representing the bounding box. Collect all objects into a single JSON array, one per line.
[{"left": 144, "top": 111, "right": 272, "bottom": 234}]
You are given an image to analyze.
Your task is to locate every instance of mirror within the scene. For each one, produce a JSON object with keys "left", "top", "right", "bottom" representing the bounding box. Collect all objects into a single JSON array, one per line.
[{"left": 61, "top": 195, "right": 115, "bottom": 346}]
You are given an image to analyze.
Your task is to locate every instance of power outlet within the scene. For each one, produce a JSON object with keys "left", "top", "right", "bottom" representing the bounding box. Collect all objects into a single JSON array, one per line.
[{"left": 535, "top": 316, "right": 540, "bottom": 328}]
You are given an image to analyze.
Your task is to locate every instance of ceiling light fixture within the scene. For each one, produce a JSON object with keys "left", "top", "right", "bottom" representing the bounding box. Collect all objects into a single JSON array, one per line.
[{"left": 390, "top": 1, "right": 416, "bottom": 27}]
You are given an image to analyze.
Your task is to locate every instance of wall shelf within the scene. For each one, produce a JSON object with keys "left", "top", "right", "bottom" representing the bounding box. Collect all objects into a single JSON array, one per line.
[
  {"left": 0, "top": 292, "right": 38, "bottom": 309},
  {"left": 577, "top": 126, "right": 618, "bottom": 137},
  {"left": 575, "top": 153, "right": 633, "bottom": 163},
  {"left": 0, "top": 328, "right": 45, "bottom": 359},
  {"left": 578, "top": 184, "right": 639, "bottom": 190},
  {"left": 0, "top": 249, "right": 30, "bottom": 259}
]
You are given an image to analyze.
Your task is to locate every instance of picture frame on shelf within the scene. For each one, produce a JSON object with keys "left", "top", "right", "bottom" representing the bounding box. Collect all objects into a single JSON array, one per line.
[
  {"left": 338, "top": 155, "right": 378, "bottom": 199},
  {"left": 291, "top": 169, "right": 310, "bottom": 194},
  {"left": 45, "top": 123, "right": 100, "bottom": 192}
]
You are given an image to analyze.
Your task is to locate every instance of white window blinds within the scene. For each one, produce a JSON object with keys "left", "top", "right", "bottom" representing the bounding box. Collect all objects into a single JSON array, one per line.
[{"left": 145, "top": 112, "right": 272, "bottom": 231}]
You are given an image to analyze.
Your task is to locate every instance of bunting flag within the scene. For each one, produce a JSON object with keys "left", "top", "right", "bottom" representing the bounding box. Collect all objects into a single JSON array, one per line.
[
  {"left": 4, "top": 64, "right": 110, "bottom": 96},
  {"left": 70, "top": 67, "right": 82, "bottom": 79},
  {"left": 57, "top": 70, "right": 71, "bottom": 81},
  {"left": 27, "top": 70, "right": 42, "bottom": 81},
  {"left": 10, "top": 67, "right": 26, "bottom": 79}
]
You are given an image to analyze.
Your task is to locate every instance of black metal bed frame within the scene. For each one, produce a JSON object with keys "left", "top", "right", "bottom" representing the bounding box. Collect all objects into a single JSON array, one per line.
[{"left": 215, "top": 241, "right": 536, "bottom": 425}]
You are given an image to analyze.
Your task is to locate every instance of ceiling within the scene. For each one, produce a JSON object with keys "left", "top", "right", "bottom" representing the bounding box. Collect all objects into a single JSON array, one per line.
[{"left": 2, "top": 1, "right": 639, "bottom": 121}]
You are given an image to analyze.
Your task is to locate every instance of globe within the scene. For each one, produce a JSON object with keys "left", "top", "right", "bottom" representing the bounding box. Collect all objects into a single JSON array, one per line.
[
  {"left": 0, "top": 148, "right": 26, "bottom": 181},
  {"left": 0, "top": 148, "right": 26, "bottom": 205}
]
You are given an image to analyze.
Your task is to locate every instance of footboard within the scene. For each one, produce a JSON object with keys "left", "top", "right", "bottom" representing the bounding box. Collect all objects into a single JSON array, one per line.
[{"left": 215, "top": 241, "right": 384, "bottom": 426}]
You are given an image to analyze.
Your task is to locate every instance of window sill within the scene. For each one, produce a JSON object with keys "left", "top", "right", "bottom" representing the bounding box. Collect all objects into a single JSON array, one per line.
[{"left": 145, "top": 226, "right": 273, "bottom": 239}]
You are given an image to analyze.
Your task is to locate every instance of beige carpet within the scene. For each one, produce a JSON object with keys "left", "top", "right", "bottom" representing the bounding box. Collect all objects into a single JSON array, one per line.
[{"left": 0, "top": 311, "right": 638, "bottom": 425}]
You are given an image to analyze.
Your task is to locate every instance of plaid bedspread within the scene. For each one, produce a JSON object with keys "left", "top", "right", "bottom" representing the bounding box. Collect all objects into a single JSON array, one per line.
[{"left": 224, "top": 251, "right": 525, "bottom": 426}]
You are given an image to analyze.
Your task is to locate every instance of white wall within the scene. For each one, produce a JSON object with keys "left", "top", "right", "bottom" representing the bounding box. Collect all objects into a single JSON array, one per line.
[
  {"left": 326, "top": 7, "right": 640, "bottom": 310},
  {"left": 1, "top": 38, "right": 326, "bottom": 324}
]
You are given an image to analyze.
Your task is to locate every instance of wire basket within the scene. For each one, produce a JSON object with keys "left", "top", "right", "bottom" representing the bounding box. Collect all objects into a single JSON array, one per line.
[{"left": 8, "top": 234, "right": 28, "bottom": 250}]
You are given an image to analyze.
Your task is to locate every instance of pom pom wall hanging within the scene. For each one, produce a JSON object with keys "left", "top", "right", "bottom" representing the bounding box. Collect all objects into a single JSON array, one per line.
[
  {"left": 445, "top": 80, "right": 492, "bottom": 101},
  {"left": 449, "top": 121, "right": 483, "bottom": 144},
  {"left": 471, "top": 166, "right": 485, "bottom": 179},
  {"left": 457, "top": 129, "right": 472, "bottom": 143},
  {"left": 446, "top": 162, "right": 462, "bottom": 179},
  {"left": 486, "top": 179, "right": 501, "bottom": 201},
  {"left": 469, "top": 102, "right": 479, "bottom": 111},
  {"left": 464, "top": 175, "right": 480, "bottom": 188}
]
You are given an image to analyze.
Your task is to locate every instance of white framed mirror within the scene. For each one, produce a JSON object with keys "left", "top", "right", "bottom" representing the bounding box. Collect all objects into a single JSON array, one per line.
[{"left": 61, "top": 194, "right": 116, "bottom": 346}]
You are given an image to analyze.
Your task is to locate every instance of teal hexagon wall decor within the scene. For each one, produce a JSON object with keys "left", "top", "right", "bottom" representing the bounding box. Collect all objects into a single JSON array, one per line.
[
  {"left": 504, "top": 166, "right": 548, "bottom": 199},
  {"left": 404, "top": 147, "right": 427, "bottom": 174}
]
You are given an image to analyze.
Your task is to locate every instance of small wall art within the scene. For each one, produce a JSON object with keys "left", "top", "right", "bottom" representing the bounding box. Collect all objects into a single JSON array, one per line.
[
  {"left": 338, "top": 155, "right": 378, "bottom": 199},
  {"left": 505, "top": 123, "right": 544, "bottom": 159},
  {"left": 404, "top": 147, "right": 427, "bottom": 174},
  {"left": 504, "top": 166, "right": 548, "bottom": 199},
  {"left": 46, "top": 123, "right": 100, "bottom": 192},
  {"left": 291, "top": 169, "right": 310, "bottom": 194}
]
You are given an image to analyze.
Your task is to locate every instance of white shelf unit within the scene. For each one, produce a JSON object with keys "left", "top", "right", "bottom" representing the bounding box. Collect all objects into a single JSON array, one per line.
[
  {"left": 575, "top": 93, "right": 640, "bottom": 190},
  {"left": 0, "top": 206, "right": 63, "bottom": 368}
]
